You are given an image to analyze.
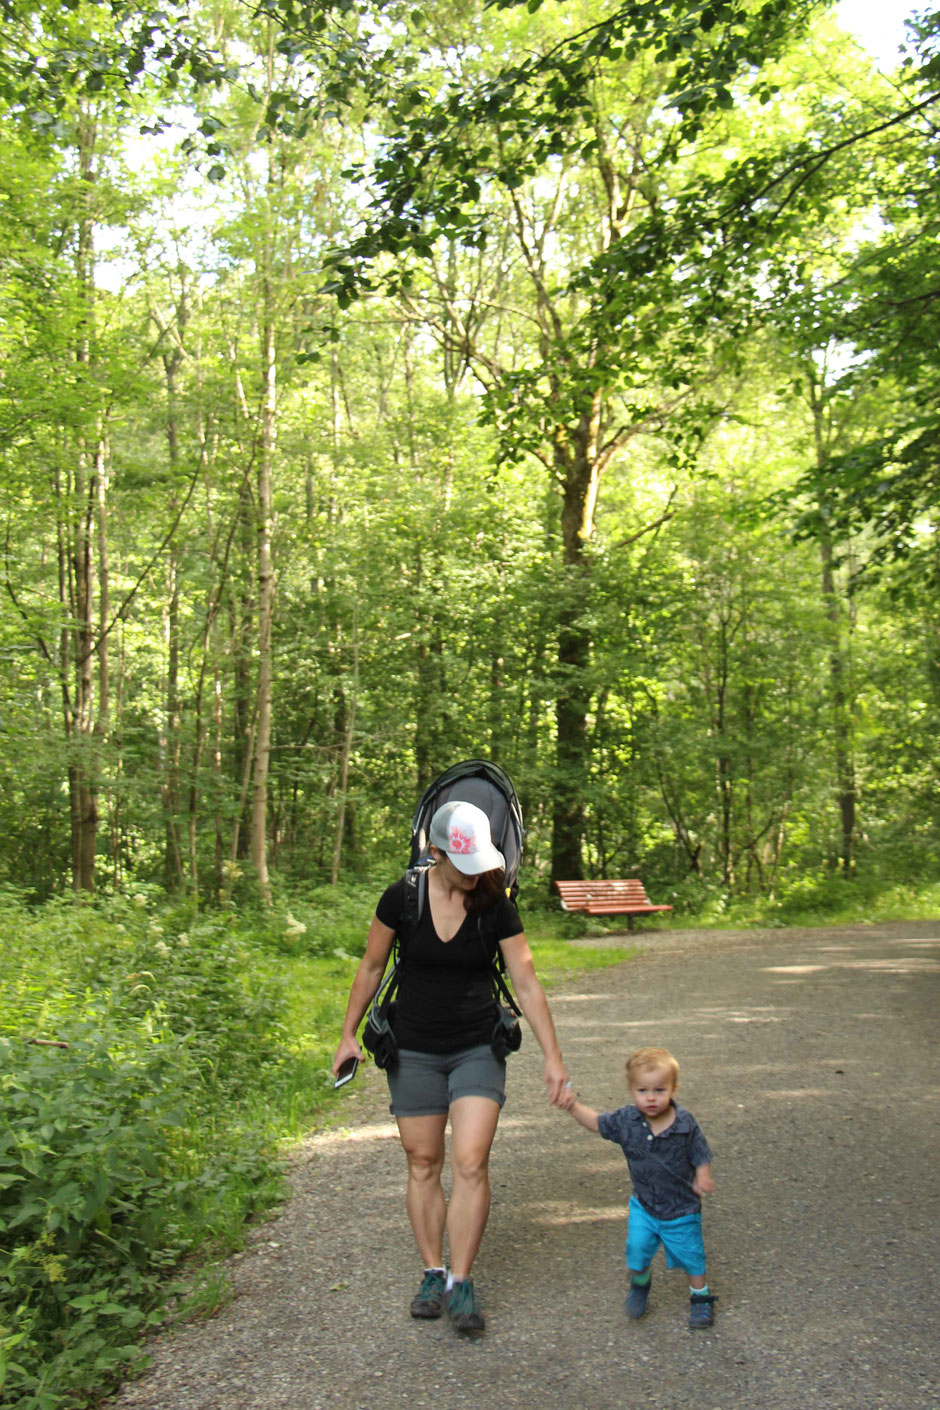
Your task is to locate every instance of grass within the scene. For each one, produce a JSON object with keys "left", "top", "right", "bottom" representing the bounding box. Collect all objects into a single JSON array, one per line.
[
  {"left": 527, "top": 935, "right": 641, "bottom": 983},
  {"left": 170, "top": 1267, "right": 235, "bottom": 1323}
]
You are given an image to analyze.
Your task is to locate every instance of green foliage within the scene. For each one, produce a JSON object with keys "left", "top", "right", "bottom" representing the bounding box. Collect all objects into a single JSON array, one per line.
[
  {"left": 0, "top": 897, "right": 294, "bottom": 1409},
  {"left": 665, "top": 868, "right": 940, "bottom": 931},
  {"left": 324, "top": 0, "right": 821, "bottom": 294},
  {"left": 1, "top": 1033, "right": 180, "bottom": 1405},
  {"left": 757, "top": 13, "right": 940, "bottom": 584},
  {"left": 0, "top": 2, "right": 935, "bottom": 901}
]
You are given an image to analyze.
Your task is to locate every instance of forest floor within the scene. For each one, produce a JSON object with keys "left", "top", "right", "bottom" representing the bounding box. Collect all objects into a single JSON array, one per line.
[{"left": 109, "top": 919, "right": 939, "bottom": 1410}]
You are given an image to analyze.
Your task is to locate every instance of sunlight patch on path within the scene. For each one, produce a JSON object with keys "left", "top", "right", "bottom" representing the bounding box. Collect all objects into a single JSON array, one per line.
[
  {"left": 308, "top": 1120, "right": 399, "bottom": 1149},
  {"left": 530, "top": 1205, "right": 626, "bottom": 1227},
  {"left": 762, "top": 957, "right": 940, "bottom": 977},
  {"left": 764, "top": 964, "right": 827, "bottom": 974}
]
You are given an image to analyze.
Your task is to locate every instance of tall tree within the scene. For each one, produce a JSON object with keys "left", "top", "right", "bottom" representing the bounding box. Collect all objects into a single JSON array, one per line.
[{"left": 322, "top": 0, "right": 831, "bottom": 876}]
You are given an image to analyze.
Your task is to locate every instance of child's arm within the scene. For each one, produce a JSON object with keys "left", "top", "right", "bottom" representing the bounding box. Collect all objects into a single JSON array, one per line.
[
  {"left": 692, "top": 1162, "right": 715, "bottom": 1196},
  {"left": 560, "top": 1086, "right": 600, "bottom": 1132}
]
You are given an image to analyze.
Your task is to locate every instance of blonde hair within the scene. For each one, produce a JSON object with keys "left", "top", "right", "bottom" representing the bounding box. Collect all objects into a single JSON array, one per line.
[{"left": 626, "top": 1046, "right": 680, "bottom": 1090}]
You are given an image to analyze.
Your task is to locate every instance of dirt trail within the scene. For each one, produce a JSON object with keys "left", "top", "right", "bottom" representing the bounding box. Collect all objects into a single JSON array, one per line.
[{"left": 111, "top": 920, "right": 940, "bottom": 1410}]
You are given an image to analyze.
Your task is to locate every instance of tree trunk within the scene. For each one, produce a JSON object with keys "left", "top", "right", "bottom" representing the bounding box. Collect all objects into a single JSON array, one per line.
[
  {"left": 331, "top": 604, "right": 359, "bottom": 885},
  {"left": 93, "top": 433, "right": 110, "bottom": 884},
  {"left": 809, "top": 371, "right": 857, "bottom": 877},
  {"left": 551, "top": 404, "right": 603, "bottom": 881},
  {"left": 231, "top": 484, "right": 255, "bottom": 861},
  {"left": 715, "top": 611, "right": 734, "bottom": 890},
  {"left": 67, "top": 107, "right": 102, "bottom": 894},
  {"left": 212, "top": 613, "right": 226, "bottom": 898},
  {"left": 186, "top": 350, "right": 215, "bottom": 899},
  {"left": 820, "top": 532, "right": 857, "bottom": 875},
  {"left": 160, "top": 294, "right": 187, "bottom": 890},
  {"left": 250, "top": 248, "right": 277, "bottom": 906},
  {"left": 400, "top": 338, "right": 449, "bottom": 791}
]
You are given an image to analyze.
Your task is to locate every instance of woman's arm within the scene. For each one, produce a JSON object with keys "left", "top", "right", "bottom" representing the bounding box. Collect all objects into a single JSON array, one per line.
[
  {"left": 331, "top": 915, "right": 396, "bottom": 1075},
  {"left": 499, "top": 931, "right": 569, "bottom": 1105}
]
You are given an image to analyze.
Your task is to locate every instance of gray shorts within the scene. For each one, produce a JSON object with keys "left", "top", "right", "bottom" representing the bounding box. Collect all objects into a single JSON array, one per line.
[{"left": 387, "top": 1044, "right": 507, "bottom": 1117}]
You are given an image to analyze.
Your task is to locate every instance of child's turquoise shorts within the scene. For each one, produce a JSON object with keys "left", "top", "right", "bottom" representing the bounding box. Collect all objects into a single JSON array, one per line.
[{"left": 625, "top": 1195, "right": 706, "bottom": 1277}]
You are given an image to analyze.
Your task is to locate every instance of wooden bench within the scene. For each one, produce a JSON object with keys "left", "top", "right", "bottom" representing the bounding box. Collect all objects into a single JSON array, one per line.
[{"left": 554, "top": 879, "right": 673, "bottom": 930}]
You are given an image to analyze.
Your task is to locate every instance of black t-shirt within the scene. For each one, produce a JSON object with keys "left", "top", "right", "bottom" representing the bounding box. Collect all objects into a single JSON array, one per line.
[{"left": 375, "top": 879, "right": 523, "bottom": 1054}]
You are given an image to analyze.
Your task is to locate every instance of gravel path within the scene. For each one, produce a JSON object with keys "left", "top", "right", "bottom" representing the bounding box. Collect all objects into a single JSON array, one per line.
[{"left": 111, "top": 920, "right": 939, "bottom": 1410}]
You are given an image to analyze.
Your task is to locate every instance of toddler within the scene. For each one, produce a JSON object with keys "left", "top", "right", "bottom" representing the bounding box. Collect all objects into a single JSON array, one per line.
[{"left": 562, "top": 1045, "right": 717, "bottom": 1328}]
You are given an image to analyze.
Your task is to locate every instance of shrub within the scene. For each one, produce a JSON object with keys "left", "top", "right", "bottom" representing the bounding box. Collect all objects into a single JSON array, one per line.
[
  {"left": 0, "top": 1031, "right": 182, "bottom": 1406},
  {"left": 0, "top": 903, "right": 289, "bottom": 1410}
]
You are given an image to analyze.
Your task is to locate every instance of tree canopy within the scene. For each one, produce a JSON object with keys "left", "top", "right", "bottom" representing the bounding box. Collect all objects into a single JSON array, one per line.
[{"left": 0, "top": 0, "right": 936, "bottom": 902}]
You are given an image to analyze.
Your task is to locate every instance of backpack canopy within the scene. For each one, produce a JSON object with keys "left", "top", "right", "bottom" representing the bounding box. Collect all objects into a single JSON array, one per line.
[{"left": 410, "top": 760, "right": 525, "bottom": 896}]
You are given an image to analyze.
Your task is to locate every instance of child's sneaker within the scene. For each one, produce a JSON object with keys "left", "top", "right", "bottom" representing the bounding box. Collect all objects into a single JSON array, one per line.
[
  {"left": 624, "top": 1274, "right": 651, "bottom": 1320},
  {"left": 409, "top": 1269, "right": 445, "bottom": 1319},
  {"left": 445, "top": 1278, "right": 485, "bottom": 1334},
  {"left": 689, "top": 1292, "right": 717, "bottom": 1328}
]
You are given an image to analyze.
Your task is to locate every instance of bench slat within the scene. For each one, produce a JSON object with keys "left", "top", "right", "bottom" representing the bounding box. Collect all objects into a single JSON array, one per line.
[
  {"left": 555, "top": 885, "right": 650, "bottom": 899},
  {"left": 583, "top": 902, "right": 672, "bottom": 915}
]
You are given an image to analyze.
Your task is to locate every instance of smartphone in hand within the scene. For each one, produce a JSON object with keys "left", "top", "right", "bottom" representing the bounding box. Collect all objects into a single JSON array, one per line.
[{"left": 333, "top": 1056, "right": 359, "bottom": 1089}]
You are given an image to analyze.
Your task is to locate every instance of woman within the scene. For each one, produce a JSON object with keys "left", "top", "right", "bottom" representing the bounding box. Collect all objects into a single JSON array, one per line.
[{"left": 332, "top": 799, "right": 569, "bottom": 1335}]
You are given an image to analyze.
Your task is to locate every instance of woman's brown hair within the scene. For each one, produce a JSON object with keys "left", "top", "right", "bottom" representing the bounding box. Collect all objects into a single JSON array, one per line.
[{"left": 464, "top": 867, "right": 507, "bottom": 917}]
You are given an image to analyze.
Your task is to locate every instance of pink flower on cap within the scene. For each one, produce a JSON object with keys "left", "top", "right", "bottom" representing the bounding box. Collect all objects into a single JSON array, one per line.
[{"left": 448, "top": 826, "right": 475, "bottom": 854}]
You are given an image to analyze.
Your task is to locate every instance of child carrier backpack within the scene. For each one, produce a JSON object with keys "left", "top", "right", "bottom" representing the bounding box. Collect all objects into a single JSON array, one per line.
[
  {"left": 362, "top": 760, "right": 526, "bottom": 1070},
  {"left": 409, "top": 759, "right": 525, "bottom": 898}
]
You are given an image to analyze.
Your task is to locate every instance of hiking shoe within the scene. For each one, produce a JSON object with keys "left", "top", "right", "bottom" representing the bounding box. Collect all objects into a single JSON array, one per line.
[
  {"left": 689, "top": 1292, "right": 717, "bottom": 1328},
  {"left": 410, "top": 1269, "right": 445, "bottom": 1319},
  {"left": 445, "top": 1278, "right": 485, "bottom": 1334},
  {"left": 625, "top": 1275, "right": 652, "bottom": 1320}
]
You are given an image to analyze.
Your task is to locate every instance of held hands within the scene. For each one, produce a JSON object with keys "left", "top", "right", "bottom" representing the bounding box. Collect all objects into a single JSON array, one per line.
[
  {"left": 556, "top": 1085, "right": 600, "bottom": 1131},
  {"left": 543, "top": 1058, "right": 571, "bottom": 1107}
]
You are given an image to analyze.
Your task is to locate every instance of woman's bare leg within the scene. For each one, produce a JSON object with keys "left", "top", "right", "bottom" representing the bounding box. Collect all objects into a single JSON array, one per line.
[
  {"left": 446, "top": 1096, "right": 501, "bottom": 1280},
  {"left": 396, "top": 1113, "right": 448, "bottom": 1267}
]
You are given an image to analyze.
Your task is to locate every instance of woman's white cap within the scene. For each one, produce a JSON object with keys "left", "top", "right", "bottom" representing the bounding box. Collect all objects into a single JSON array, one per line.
[{"left": 429, "top": 800, "right": 505, "bottom": 876}]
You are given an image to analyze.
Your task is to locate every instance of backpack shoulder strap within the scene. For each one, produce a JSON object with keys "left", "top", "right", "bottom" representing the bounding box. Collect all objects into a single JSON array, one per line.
[
  {"left": 397, "top": 864, "right": 430, "bottom": 962},
  {"left": 491, "top": 957, "right": 522, "bottom": 1016},
  {"left": 474, "top": 906, "right": 522, "bottom": 1017}
]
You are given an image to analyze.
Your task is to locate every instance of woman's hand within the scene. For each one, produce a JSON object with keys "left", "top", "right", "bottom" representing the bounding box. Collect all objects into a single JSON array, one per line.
[
  {"left": 543, "top": 1056, "right": 571, "bottom": 1107},
  {"left": 332, "top": 1033, "right": 364, "bottom": 1076}
]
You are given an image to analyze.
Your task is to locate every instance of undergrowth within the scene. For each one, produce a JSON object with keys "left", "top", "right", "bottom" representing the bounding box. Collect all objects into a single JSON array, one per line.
[{"left": 0, "top": 893, "right": 334, "bottom": 1410}]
